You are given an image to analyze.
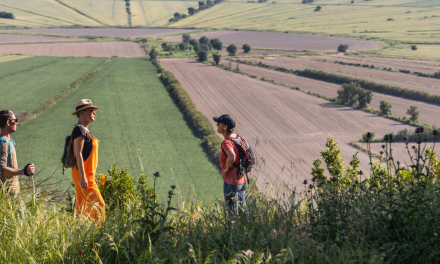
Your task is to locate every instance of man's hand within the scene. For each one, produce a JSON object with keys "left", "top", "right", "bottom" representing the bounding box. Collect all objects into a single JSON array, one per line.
[{"left": 23, "top": 163, "right": 35, "bottom": 176}]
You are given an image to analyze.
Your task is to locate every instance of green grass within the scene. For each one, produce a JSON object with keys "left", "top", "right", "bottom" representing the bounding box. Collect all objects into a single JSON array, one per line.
[
  {"left": 14, "top": 57, "right": 222, "bottom": 202},
  {"left": 0, "top": 56, "right": 66, "bottom": 79},
  {"left": 0, "top": 57, "right": 107, "bottom": 115},
  {"left": 364, "top": 43, "right": 440, "bottom": 60}
]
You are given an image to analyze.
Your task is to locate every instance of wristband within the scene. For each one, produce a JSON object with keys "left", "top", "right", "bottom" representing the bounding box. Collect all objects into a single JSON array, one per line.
[{"left": 22, "top": 169, "right": 25, "bottom": 175}]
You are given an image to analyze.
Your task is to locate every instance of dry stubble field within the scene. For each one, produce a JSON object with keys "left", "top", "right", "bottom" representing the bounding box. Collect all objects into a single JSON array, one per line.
[
  {"left": 222, "top": 59, "right": 440, "bottom": 126},
  {"left": 0, "top": 42, "right": 144, "bottom": 57},
  {"left": 0, "top": 34, "right": 85, "bottom": 44},
  {"left": 165, "top": 31, "right": 379, "bottom": 51},
  {"left": 161, "top": 59, "right": 412, "bottom": 192}
]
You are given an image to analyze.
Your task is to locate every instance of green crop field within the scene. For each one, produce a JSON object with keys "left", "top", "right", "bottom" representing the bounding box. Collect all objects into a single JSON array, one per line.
[
  {"left": 0, "top": 54, "right": 34, "bottom": 63},
  {"left": 1, "top": 57, "right": 107, "bottom": 115},
  {"left": 0, "top": 56, "right": 65, "bottom": 79},
  {"left": 365, "top": 43, "right": 440, "bottom": 59},
  {"left": 12, "top": 57, "right": 222, "bottom": 202}
]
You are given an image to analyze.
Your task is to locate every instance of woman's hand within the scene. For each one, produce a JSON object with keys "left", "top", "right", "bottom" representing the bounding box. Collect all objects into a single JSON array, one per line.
[{"left": 80, "top": 176, "right": 88, "bottom": 190}]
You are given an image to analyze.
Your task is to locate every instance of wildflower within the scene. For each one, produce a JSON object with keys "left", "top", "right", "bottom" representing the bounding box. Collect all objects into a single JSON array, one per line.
[
  {"left": 433, "top": 130, "right": 438, "bottom": 136},
  {"left": 359, "top": 170, "right": 363, "bottom": 175},
  {"left": 403, "top": 137, "right": 407, "bottom": 141},
  {"left": 303, "top": 180, "right": 308, "bottom": 185},
  {"left": 416, "top": 127, "right": 424, "bottom": 134},
  {"left": 308, "top": 184, "right": 313, "bottom": 189},
  {"left": 171, "top": 185, "right": 176, "bottom": 190},
  {"left": 269, "top": 200, "right": 272, "bottom": 203},
  {"left": 78, "top": 251, "right": 83, "bottom": 255},
  {"left": 154, "top": 171, "right": 160, "bottom": 177},
  {"left": 366, "top": 132, "right": 372, "bottom": 138},
  {"left": 311, "top": 177, "right": 316, "bottom": 182},
  {"left": 218, "top": 199, "right": 221, "bottom": 202},
  {"left": 435, "top": 233, "right": 438, "bottom": 236},
  {"left": 381, "top": 145, "right": 385, "bottom": 149}
]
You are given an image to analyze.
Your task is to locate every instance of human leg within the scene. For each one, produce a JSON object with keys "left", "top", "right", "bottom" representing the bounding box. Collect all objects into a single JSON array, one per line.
[{"left": 224, "top": 182, "right": 239, "bottom": 215}]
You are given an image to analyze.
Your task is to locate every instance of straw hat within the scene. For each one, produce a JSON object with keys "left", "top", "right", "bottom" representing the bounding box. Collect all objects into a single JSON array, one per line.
[{"left": 71, "top": 99, "right": 99, "bottom": 115}]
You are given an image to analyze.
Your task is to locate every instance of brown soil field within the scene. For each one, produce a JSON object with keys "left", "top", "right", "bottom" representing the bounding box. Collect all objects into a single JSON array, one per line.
[
  {"left": 1, "top": 28, "right": 199, "bottom": 38},
  {"left": 223, "top": 59, "right": 440, "bottom": 127},
  {"left": 304, "top": 55, "right": 440, "bottom": 74},
  {"left": 165, "top": 31, "right": 379, "bottom": 51},
  {"left": 0, "top": 34, "right": 85, "bottom": 44},
  {"left": 161, "top": 59, "right": 411, "bottom": 192},
  {"left": 238, "top": 57, "right": 440, "bottom": 95},
  {"left": 0, "top": 42, "right": 144, "bottom": 57},
  {"left": 219, "top": 49, "right": 298, "bottom": 56}
]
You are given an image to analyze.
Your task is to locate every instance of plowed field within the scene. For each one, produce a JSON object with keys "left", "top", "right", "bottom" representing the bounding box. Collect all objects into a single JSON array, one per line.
[
  {"left": 0, "top": 34, "right": 85, "bottom": 44},
  {"left": 161, "top": 59, "right": 411, "bottom": 191},
  {"left": 165, "top": 31, "right": 379, "bottom": 51},
  {"left": 222, "top": 59, "right": 440, "bottom": 126},
  {"left": 0, "top": 42, "right": 144, "bottom": 57}
]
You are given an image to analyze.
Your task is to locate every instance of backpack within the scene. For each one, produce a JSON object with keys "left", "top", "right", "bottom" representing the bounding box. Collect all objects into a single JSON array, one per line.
[
  {"left": 222, "top": 135, "right": 255, "bottom": 183},
  {"left": 61, "top": 128, "right": 77, "bottom": 173},
  {"left": 0, "top": 137, "right": 15, "bottom": 167}
]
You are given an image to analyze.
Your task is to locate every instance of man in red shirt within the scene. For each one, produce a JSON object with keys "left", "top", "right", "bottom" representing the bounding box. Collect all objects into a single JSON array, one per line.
[{"left": 214, "top": 114, "right": 247, "bottom": 215}]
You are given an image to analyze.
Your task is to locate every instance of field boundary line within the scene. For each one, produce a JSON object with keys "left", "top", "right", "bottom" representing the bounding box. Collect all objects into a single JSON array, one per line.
[
  {"left": 0, "top": 3, "right": 76, "bottom": 25},
  {"left": 20, "top": 58, "right": 114, "bottom": 125},
  {"left": 53, "top": 0, "right": 106, "bottom": 26},
  {"left": 0, "top": 57, "right": 73, "bottom": 82}
]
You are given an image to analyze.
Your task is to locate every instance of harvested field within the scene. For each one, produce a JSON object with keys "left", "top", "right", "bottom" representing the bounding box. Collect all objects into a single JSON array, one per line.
[
  {"left": 165, "top": 31, "right": 379, "bottom": 51},
  {"left": 0, "top": 54, "right": 34, "bottom": 63},
  {"left": 161, "top": 59, "right": 412, "bottom": 191},
  {"left": 0, "top": 42, "right": 144, "bottom": 57},
  {"left": 238, "top": 57, "right": 440, "bottom": 94},
  {"left": 219, "top": 49, "right": 299, "bottom": 56},
  {"left": 2, "top": 28, "right": 200, "bottom": 38},
  {"left": 0, "top": 34, "right": 85, "bottom": 44},
  {"left": 223, "top": 59, "right": 440, "bottom": 126},
  {"left": 304, "top": 55, "right": 440, "bottom": 74}
]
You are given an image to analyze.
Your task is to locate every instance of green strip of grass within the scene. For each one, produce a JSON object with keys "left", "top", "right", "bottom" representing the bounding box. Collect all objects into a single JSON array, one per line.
[
  {"left": 0, "top": 56, "right": 66, "bottom": 79},
  {"left": 14, "top": 57, "right": 222, "bottom": 203},
  {"left": 0, "top": 57, "right": 107, "bottom": 115}
]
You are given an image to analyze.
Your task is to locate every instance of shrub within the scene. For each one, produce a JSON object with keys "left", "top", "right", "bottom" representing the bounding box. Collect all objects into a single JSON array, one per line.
[
  {"left": 178, "top": 42, "right": 187, "bottom": 51},
  {"left": 182, "top": 34, "right": 191, "bottom": 43},
  {"left": 148, "top": 47, "right": 159, "bottom": 59},
  {"left": 181, "top": 14, "right": 187, "bottom": 19},
  {"left": 188, "top": 7, "right": 196, "bottom": 15},
  {"left": 168, "top": 18, "right": 175, "bottom": 22},
  {"left": 193, "top": 44, "right": 200, "bottom": 52},
  {"left": 212, "top": 53, "right": 221, "bottom": 65},
  {"left": 314, "top": 5, "right": 321, "bottom": 11},
  {"left": 174, "top": 12, "right": 181, "bottom": 19},
  {"left": 337, "top": 82, "right": 372, "bottom": 108},
  {"left": 161, "top": 42, "right": 168, "bottom": 50},
  {"left": 406, "top": 105, "right": 419, "bottom": 121},
  {"left": 199, "top": 36, "right": 209, "bottom": 45},
  {"left": 337, "top": 44, "right": 348, "bottom": 52},
  {"left": 387, "top": 17, "right": 394, "bottom": 21},
  {"left": 242, "top": 43, "right": 252, "bottom": 53},
  {"left": 226, "top": 44, "right": 238, "bottom": 55},
  {"left": 197, "top": 50, "right": 208, "bottom": 62},
  {"left": 189, "top": 39, "right": 198, "bottom": 46},
  {"left": 411, "top": 45, "right": 417, "bottom": 50},
  {"left": 0, "top": 12, "right": 14, "bottom": 19},
  {"left": 379, "top": 100, "right": 392, "bottom": 115},
  {"left": 166, "top": 43, "right": 174, "bottom": 51},
  {"left": 435, "top": 71, "right": 440, "bottom": 79}
]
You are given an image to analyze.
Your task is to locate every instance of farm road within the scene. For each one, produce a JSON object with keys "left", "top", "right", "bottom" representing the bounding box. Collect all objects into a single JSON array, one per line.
[
  {"left": 161, "top": 59, "right": 411, "bottom": 193},
  {"left": 222, "top": 59, "right": 440, "bottom": 127},
  {"left": 0, "top": 42, "right": 144, "bottom": 57},
  {"left": 165, "top": 31, "right": 379, "bottom": 51},
  {"left": 0, "top": 34, "right": 85, "bottom": 44},
  {"left": 304, "top": 55, "right": 440, "bottom": 74},
  {"left": 244, "top": 57, "right": 440, "bottom": 90}
]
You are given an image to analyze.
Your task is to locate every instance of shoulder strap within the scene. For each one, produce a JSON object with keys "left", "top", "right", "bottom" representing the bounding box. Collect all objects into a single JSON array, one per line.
[{"left": 0, "top": 137, "right": 13, "bottom": 167}]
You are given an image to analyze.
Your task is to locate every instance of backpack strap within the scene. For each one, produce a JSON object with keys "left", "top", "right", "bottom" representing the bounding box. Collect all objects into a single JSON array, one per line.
[
  {"left": 221, "top": 137, "right": 238, "bottom": 167},
  {"left": 0, "top": 137, "right": 14, "bottom": 167}
]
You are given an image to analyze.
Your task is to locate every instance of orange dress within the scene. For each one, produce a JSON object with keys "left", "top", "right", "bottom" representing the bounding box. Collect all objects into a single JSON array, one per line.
[{"left": 72, "top": 129, "right": 105, "bottom": 225}]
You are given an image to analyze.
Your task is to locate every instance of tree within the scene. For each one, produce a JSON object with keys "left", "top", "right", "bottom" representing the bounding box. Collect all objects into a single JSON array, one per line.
[
  {"left": 315, "top": 5, "right": 321, "bottom": 11},
  {"left": 188, "top": 7, "right": 196, "bottom": 15},
  {"left": 149, "top": 47, "right": 159, "bottom": 60},
  {"left": 210, "top": 39, "right": 223, "bottom": 51},
  {"left": 337, "top": 82, "right": 360, "bottom": 106},
  {"left": 213, "top": 53, "right": 221, "bottom": 65},
  {"left": 0, "top": 12, "right": 14, "bottom": 19},
  {"left": 379, "top": 100, "right": 392, "bottom": 115},
  {"left": 189, "top": 39, "right": 198, "bottom": 46},
  {"left": 166, "top": 44, "right": 175, "bottom": 52},
  {"left": 174, "top": 13, "right": 181, "bottom": 20},
  {"left": 434, "top": 71, "right": 440, "bottom": 79},
  {"left": 197, "top": 50, "right": 208, "bottom": 62},
  {"left": 199, "top": 1, "right": 205, "bottom": 6},
  {"left": 181, "top": 14, "right": 187, "bottom": 19},
  {"left": 406, "top": 105, "right": 419, "bottom": 121},
  {"left": 200, "top": 44, "right": 209, "bottom": 52},
  {"left": 168, "top": 18, "right": 174, "bottom": 22},
  {"left": 337, "top": 44, "right": 348, "bottom": 52},
  {"left": 226, "top": 44, "right": 238, "bottom": 56},
  {"left": 193, "top": 44, "right": 200, "bottom": 52},
  {"left": 210, "top": 38, "right": 219, "bottom": 47},
  {"left": 411, "top": 45, "right": 417, "bottom": 50},
  {"left": 199, "top": 36, "right": 209, "bottom": 45},
  {"left": 242, "top": 43, "right": 252, "bottom": 53},
  {"left": 357, "top": 88, "right": 373, "bottom": 108},
  {"left": 179, "top": 42, "right": 187, "bottom": 51},
  {"left": 161, "top": 42, "right": 168, "bottom": 50},
  {"left": 182, "top": 34, "right": 191, "bottom": 43}
]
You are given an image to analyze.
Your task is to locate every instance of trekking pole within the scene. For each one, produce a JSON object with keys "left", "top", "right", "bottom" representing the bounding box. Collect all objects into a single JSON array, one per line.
[{"left": 31, "top": 173, "right": 35, "bottom": 206}]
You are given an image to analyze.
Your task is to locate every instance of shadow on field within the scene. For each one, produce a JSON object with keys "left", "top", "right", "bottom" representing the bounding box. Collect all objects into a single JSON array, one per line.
[{"left": 319, "top": 102, "right": 345, "bottom": 108}]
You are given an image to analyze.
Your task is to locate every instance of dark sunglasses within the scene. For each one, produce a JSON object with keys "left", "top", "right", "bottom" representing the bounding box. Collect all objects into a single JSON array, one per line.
[{"left": 9, "top": 119, "right": 18, "bottom": 124}]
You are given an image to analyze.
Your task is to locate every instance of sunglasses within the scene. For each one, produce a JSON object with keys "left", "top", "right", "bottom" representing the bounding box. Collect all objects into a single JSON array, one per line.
[{"left": 9, "top": 119, "right": 18, "bottom": 124}]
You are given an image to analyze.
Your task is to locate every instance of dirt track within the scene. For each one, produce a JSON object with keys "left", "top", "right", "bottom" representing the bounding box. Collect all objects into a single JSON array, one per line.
[
  {"left": 161, "top": 59, "right": 412, "bottom": 193},
  {"left": 165, "top": 31, "right": 379, "bottom": 51},
  {"left": 1, "top": 28, "right": 198, "bottom": 38},
  {"left": 0, "top": 42, "right": 144, "bottom": 57},
  {"left": 0, "top": 34, "right": 85, "bottom": 43},
  {"left": 223, "top": 60, "right": 440, "bottom": 126}
]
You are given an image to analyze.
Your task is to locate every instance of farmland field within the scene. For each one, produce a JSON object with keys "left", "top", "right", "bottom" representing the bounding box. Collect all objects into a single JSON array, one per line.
[
  {"left": 0, "top": 33, "right": 85, "bottom": 43},
  {"left": 13, "top": 57, "right": 222, "bottom": 202},
  {"left": 0, "top": 42, "right": 144, "bottom": 57},
  {"left": 220, "top": 59, "right": 440, "bottom": 126},
  {"left": 371, "top": 44, "right": 440, "bottom": 60},
  {"left": 161, "top": 59, "right": 412, "bottom": 191},
  {"left": 165, "top": 31, "right": 379, "bottom": 51},
  {"left": 130, "top": 1, "right": 199, "bottom": 26},
  {"left": 0, "top": 54, "right": 34, "bottom": 63},
  {"left": 0, "top": 56, "right": 65, "bottom": 78}
]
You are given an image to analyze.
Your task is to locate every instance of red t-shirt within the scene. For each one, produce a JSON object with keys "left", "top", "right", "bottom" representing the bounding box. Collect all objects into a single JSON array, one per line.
[{"left": 220, "top": 135, "right": 247, "bottom": 185}]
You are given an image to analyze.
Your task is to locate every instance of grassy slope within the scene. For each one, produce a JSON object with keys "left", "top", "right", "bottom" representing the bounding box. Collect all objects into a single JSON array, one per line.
[
  {"left": 14, "top": 57, "right": 222, "bottom": 202},
  {"left": 60, "top": 0, "right": 128, "bottom": 26},
  {"left": 0, "top": 57, "right": 107, "bottom": 115},
  {"left": 130, "top": 1, "right": 199, "bottom": 26},
  {"left": 0, "top": 56, "right": 65, "bottom": 79}
]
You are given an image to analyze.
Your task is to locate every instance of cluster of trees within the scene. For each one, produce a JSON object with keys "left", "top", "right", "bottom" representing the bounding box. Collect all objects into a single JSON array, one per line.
[
  {"left": 124, "top": 0, "right": 131, "bottom": 15},
  {"left": 0, "top": 12, "right": 14, "bottom": 19},
  {"left": 337, "top": 44, "right": 348, "bottom": 52},
  {"left": 301, "top": 0, "right": 314, "bottom": 3},
  {"left": 170, "top": 0, "right": 225, "bottom": 22},
  {"left": 314, "top": 5, "right": 322, "bottom": 11},
  {"left": 337, "top": 82, "right": 373, "bottom": 108}
]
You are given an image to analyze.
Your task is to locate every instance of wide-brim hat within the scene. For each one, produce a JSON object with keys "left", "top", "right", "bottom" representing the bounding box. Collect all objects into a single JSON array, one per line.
[{"left": 71, "top": 99, "right": 99, "bottom": 115}]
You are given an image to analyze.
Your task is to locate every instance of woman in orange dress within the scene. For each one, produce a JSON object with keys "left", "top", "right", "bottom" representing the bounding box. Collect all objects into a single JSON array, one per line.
[{"left": 71, "top": 99, "right": 105, "bottom": 225}]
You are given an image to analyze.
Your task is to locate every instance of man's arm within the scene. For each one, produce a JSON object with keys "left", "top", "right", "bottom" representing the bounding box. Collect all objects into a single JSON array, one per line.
[
  {"left": 222, "top": 148, "right": 236, "bottom": 175},
  {"left": 0, "top": 142, "right": 24, "bottom": 177}
]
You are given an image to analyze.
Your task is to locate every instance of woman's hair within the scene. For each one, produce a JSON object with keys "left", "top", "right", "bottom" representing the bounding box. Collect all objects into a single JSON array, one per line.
[{"left": 0, "top": 110, "right": 13, "bottom": 128}]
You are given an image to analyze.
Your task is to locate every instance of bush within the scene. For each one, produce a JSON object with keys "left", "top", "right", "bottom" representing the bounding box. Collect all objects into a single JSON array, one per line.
[
  {"left": 188, "top": 7, "right": 196, "bottom": 15},
  {"left": 148, "top": 46, "right": 159, "bottom": 60},
  {"left": 314, "top": 5, "right": 321, "bottom": 11},
  {"left": 387, "top": 17, "right": 394, "bottom": 21},
  {"left": 0, "top": 12, "right": 14, "bottom": 19},
  {"left": 435, "top": 71, "right": 440, "bottom": 79},
  {"left": 161, "top": 42, "right": 168, "bottom": 50},
  {"left": 181, "top": 14, "right": 187, "bottom": 19},
  {"left": 337, "top": 82, "right": 372, "bottom": 108},
  {"left": 212, "top": 53, "right": 221, "bottom": 65},
  {"left": 242, "top": 43, "right": 252, "bottom": 53},
  {"left": 193, "top": 44, "right": 200, "bottom": 52},
  {"left": 226, "top": 44, "right": 238, "bottom": 55},
  {"left": 379, "top": 100, "right": 392, "bottom": 115},
  {"left": 197, "top": 50, "right": 208, "bottom": 62},
  {"left": 337, "top": 44, "right": 348, "bottom": 52},
  {"left": 406, "top": 105, "right": 419, "bottom": 121},
  {"left": 178, "top": 42, "right": 187, "bottom": 51},
  {"left": 182, "top": 34, "right": 191, "bottom": 43},
  {"left": 174, "top": 12, "right": 181, "bottom": 19},
  {"left": 411, "top": 45, "right": 417, "bottom": 50},
  {"left": 189, "top": 39, "right": 198, "bottom": 46},
  {"left": 199, "top": 36, "right": 209, "bottom": 45}
]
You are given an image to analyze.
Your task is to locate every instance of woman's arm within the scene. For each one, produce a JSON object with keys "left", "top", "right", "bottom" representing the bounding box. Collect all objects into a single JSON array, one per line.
[{"left": 74, "top": 135, "right": 88, "bottom": 190}]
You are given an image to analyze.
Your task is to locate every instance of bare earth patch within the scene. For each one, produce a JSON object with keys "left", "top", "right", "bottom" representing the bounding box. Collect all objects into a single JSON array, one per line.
[
  {"left": 0, "top": 42, "right": 144, "bottom": 57},
  {"left": 166, "top": 31, "right": 379, "bottom": 51},
  {"left": 161, "top": 59, "right": 411, "bottom": 191},
  {"left": 0, "top": 34, "right": 85, "bottom": 44},
  {"left": 1, "top": 28, "right": 200, "bottom": 38}
]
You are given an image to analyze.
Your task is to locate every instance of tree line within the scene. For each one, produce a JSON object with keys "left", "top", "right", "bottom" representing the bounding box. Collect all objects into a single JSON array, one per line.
[{"left": 0, "top": 11, "right": 14, "bottom": 19}]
